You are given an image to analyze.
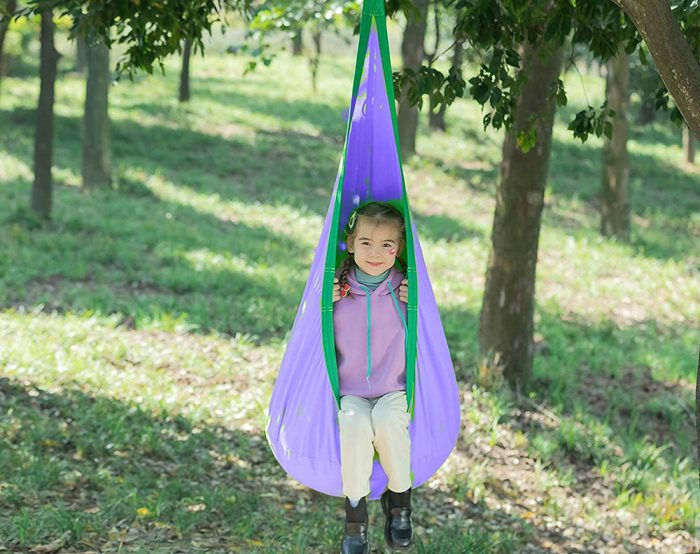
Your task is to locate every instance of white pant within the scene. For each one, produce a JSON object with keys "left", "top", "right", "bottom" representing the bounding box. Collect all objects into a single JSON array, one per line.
[{"left": 338, "top": 390, "right": 412, "bottom": 500}]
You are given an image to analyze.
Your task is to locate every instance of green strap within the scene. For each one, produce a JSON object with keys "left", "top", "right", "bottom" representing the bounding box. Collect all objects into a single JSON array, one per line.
[
  {"left": 320, "top": 14, "right": 372, "bottom": 408},
  {"left": 321, "top": 1, "right": 419, "bottom": 418},
  {"left": 375, "top": 15, "right": 418, "bottom": 416}
]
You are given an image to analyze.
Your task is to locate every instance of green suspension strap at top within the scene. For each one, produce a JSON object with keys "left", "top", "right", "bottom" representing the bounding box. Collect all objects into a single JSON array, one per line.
[{"left": 321, "top": 0, "right": 418, "bottom": 418}]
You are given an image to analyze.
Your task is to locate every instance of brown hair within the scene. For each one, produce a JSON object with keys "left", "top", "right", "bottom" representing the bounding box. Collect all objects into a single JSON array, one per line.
[{"left": 338, "top": 202, "right": 406, "bottom": 288}]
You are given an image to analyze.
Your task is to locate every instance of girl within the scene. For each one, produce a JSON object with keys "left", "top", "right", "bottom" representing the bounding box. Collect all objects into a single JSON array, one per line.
[{"left": 332, "top": 201, "right": 413, "bottom": 554}]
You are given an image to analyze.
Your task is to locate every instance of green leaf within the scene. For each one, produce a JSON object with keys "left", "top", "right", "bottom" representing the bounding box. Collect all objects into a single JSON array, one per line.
[
  {"left": 604, "top": 121, "right": 614, "bottom": 140},
  {"left": 516, "top": 127, "right": 538, "bottom": 153},
  {"left": 489, "top": 87, "right": 502, "bottom": 108},
  {"left": 639, "top": 47, "right": 648, "bottom": 65}
]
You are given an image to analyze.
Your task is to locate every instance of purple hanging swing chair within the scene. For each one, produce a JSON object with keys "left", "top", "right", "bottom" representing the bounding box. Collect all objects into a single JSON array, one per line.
[{"left": 266, "top": 0, "right": 461, "bottom": 500}]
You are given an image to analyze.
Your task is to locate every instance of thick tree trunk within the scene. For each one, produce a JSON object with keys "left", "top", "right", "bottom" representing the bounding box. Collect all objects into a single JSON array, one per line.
[
  {"left": 0, "top": 0, "right": 17, "bottom": 86},
  {"left": 179, "top": 39, "right": 192, "bottom": 102},
  {"left": 291, "top": 29, "right": 303, "bottom": 56},
  {"left": 75, "top": 36, "right": 87, "bottom": 73},
  {"left": 683, "top": 125, "right": 695, "bottom": 165},
  {"left": 82, "top": 39, "right": 111, "bottom": 189},
  {"left": 615, "top": 0, "right": 700, "bottom": 138},
  {"left": 397, "top": 0, "right": 429, "bottom": 160},
  {"left": 429, "top": 39, "right": 464, "bottom": 131},
  {"left": 601, "top": 48, "right": 631, "bottom": 241},
  {"left": 478, "top": 42, "right": 563, "bottom": 395},
  {"left": 32, "top": 10, "right": 59, "bottom": 219}
]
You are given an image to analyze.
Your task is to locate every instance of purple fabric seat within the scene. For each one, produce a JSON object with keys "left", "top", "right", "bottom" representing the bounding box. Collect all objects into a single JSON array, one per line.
[{"left": 266, "top": 0, "right": 460, "bottom": 500}]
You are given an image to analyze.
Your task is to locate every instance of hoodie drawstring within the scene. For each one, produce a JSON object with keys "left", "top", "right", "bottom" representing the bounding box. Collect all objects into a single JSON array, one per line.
[{"left": 358, "top": 285, "right": 373, "bottom": 385}]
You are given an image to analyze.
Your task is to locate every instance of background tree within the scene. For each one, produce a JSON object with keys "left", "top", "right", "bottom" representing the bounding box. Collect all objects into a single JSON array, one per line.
[
  {"left": 397, "top": 0, "right": 429, "bottom": 160},
  {"left": 74, "top": 34, "right": 86, "bottom": 72},
  {"left": 683, "top": 124, "right": 695, "bottom": 164},
  {"left": 601, "top": 47, "right": 631, "bottom": 241},
  {"left": 291, "top": 28, "right": 303, "bottom": 55},
  {"left": 428, "top": 38, "right": 463, "bottom": 131},
  {"left": 0, "top": 0, "right": 17, "bottom": 88},
  {"left": 478, "top": 41, "right": 564, "bottom": 394},
  {"left": 179, "top": 38, "right": 193, "bottom": 102},
  {"left": 82, "top": 36, "right": 110, "bottom": 189},
  {"left": 309, "top": 24, "right": 322, "bottom": 92},
  {"left": 424, "top": 0, "right": 443, "bottom": 130},
  {"left": 32, "top": 8, "right": 59, "bottom": 219}
]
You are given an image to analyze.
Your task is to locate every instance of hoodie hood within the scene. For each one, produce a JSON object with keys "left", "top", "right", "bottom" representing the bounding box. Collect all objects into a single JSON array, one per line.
[{"left": 344, "top": 266, "right": 404, "bottom": 296}]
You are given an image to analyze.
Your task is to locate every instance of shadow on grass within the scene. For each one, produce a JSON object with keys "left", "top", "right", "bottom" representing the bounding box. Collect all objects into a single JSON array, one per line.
[
  {"left": 0, "top": 175, "right": 311, "bottom": 340},
  {"left": 0, "top": 105, "right": 476, "bottom": 342},
  {"left": 413, "top": 211, "right": 486, "bottom": 243},
  {"left": 0, "top": 104, "right": 343, "bottom": 340},
  {"left": 532, "top": 310, "right": 696, "bottom": 460},
  {"left": 0, "top": 375, "right": 331, "bottom": 552},
  {"left": 0, "top": 375, "right": 542, "bottom": 553},
  {"left": 440, "top": 303, "right": 695, "bottom": 485},
  {"left": 123, "top": 78, "right": 349, "bottom": 142}
]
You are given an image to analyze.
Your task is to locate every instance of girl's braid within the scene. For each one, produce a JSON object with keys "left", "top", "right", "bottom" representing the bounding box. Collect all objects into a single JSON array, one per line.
[{"left": 338, "top": 255, "right": 354, "bottom": 289}]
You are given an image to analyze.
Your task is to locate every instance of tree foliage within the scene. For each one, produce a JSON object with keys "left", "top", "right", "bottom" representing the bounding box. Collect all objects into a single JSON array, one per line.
[
  {"left": 5, "top": 0, "right": 253, "bottom": 77},
  {"left": 392, "top": 0, "right": 700, "bottom": 142},
  {"left": 241, "top": 0, "right": 361, "bottom": 73}
]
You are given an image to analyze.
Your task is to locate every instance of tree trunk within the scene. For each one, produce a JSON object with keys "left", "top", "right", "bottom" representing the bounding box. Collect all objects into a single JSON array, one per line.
[
  {"left": 601, "top": 48, "right": 631, "bottom": 241},
  {"left": 478, "top": 42, "right": 564, "bottom": 395},
  {"left": 397, "top": 0, "right": 429, "bottom": 160},
  {"left": 32, "top": 10, "right": 59, "bottom": 219},
  {"left": 0, "top": 0, "right": 17, "bottom": 86},
  {"left": 637, "top": 97, "right": 656, "bottom": 125},
  {"left": 309, "top": 27, "right": 321, "bottom": 93},
  {"left": 291, "top": 29, "right": 303, "bottom": 56},
  {"left": 82, "top": 39, "right": 111, "bottom": 189},
  {"left": 75, "top": 35, "right": 87, "bottom": 73},
  {"left": 429, "top": 39, "right": 464, "bottom": 131},
  {"left": 179, "top": 39, "right": 192, "bottom": 102},
  {"left": 683, "top": 125, "right": 695, "bottom": 165},
  {"left": 615, "top": 0, "right": 700, "bottom": 138}
]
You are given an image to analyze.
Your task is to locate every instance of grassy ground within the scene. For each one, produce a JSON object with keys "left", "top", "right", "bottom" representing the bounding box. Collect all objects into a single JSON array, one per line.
[{"left": 0, "top": 27, "right": 698, "bottom": 553}]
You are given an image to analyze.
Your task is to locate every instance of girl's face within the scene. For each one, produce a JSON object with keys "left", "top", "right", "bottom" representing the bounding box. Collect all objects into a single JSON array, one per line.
[{"left": 348, "top": 219, "right": 401, "bottom": 276}]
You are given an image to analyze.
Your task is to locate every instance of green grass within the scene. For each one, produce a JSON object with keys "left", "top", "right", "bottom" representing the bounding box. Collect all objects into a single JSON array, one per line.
[{"left": 0, "top": 25, "right": 698, "bottom": 553}]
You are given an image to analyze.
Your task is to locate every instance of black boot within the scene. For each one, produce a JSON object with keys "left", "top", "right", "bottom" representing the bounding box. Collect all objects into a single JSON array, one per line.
[
  {"left": 340, "top": 497, "right": 369, "bottom": 554},
  {"left": 380, "top": 488, "right": 413, "bottom": 550}
]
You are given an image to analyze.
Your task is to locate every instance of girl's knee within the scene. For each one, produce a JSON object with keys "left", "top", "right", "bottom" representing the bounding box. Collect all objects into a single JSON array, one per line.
[
  {"left": 372, "top": 404, "right": 410, "bottom": 435},
  {"left": 338, "top": 406, "right": 373, "bottom": 435}
]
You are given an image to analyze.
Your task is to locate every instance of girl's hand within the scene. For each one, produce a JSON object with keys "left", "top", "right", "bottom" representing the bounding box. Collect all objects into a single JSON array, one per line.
[
  {"left": 399, "top": 279, "right": 408, "bottom": 303},
  {"left": 333, "top": 277, "right": 341, "bottom": 302}
]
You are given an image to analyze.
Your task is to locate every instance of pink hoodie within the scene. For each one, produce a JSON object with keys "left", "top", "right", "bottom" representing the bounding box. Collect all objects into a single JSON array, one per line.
[{"left": 333, "top": 267, "right": 407, "bottom": 398}]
